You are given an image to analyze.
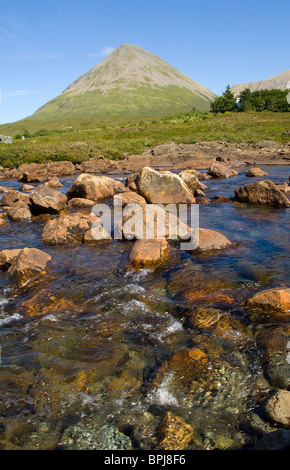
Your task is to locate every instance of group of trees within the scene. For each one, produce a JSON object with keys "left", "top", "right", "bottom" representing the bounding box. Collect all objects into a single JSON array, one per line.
[{"left": 210, "top": 85, "right": 290, "bottom": 113}]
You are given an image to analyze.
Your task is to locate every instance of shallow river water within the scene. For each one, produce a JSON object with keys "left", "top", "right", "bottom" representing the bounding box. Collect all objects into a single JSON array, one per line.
[{"left": 0, "top": 166, "right": 289, "bottom": 450}]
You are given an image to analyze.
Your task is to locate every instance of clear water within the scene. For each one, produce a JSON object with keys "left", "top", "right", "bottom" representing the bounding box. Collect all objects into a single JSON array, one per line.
[{"left": 0, "top": 166, "right": 289, "bottom": 450}]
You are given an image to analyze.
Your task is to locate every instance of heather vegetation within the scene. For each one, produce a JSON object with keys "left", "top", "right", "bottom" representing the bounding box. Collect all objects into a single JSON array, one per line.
[{"left": 0, "top": 110, "right": 290, "bottom": 169}]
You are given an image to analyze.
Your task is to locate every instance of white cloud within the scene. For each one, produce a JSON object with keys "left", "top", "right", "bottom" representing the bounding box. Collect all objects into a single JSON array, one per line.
[
  {"left": 87, "top": 46, "right": 115, "bottom": 59},
  {"left": 1, "top": 89, "right": 36, "bottom": 101}
]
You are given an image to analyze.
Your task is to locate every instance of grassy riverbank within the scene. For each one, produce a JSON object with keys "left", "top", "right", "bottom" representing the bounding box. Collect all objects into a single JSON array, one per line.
[{"left": 0, "top": 111, "right": 289, "bottom": 169}]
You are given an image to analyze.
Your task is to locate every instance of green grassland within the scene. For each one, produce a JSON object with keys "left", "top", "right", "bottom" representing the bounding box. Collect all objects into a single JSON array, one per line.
[{"left": 0, "top": 110, "right": 289, "bottom": 169}]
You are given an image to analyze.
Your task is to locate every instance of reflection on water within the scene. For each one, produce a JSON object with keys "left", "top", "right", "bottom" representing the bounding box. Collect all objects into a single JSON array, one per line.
[{"left": 0, "top": 166, "right": 289, "bottom": 450}]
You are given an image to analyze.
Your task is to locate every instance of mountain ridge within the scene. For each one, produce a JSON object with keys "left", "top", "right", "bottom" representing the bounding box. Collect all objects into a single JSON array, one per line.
[{"left": 231, "top": 69, "right": 290, "bottom": 96}]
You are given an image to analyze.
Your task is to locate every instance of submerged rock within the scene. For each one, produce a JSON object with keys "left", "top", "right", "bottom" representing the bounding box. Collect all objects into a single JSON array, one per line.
[
  {"left": 196, "top": 228, "right": 232, "bottom": 251},
  {"left": 137, "top": 167, "right": 195, "bottom": 204},
  {"left": 234, "top": 180, "right": 290, "bottom": 207},
  {"left": 246, "top": 287, "right": 290, "bottom": 322},
  {"left": 66, "top": 173, "right": 126, "bottom": 200},
  {"left": 128, "top": 238, "right": 175, "bottom": 269},
  {"left": 255, "top": 326, "right": 290, "bottom": 389},
  {"left": 157, "top": 412, "right": 194, "bottom": 450},
  {"left": 60, "top": 422, "right": 132, "bottom": 450}
]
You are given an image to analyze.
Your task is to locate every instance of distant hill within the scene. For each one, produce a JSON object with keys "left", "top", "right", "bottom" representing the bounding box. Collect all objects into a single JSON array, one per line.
[
  {"left": 31, "top": 44, "right": 216, "bottom": 120},
  {"left": 231, "top": 69, "right": 290, "bottom": 96}
]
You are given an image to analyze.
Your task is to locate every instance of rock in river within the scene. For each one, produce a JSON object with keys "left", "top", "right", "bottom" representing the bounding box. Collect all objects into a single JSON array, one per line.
[
  {"left": 66, "top": 173, "right": 126, "bottom": 201},
  {"left": 234, "top": 180, "right": 290, "bottom": 207},
  {"left": 136, "top": 167, "right": 195, "bottom": 204},
  {"left": 128, "top": 238, "right": 175, "bottom": 270},
  {"left": 207, "top": 162, "right": 238, "bottom": 179},
  {"left": 7, "top": 247, "right": 52, "bottom": 286},
  {"left": 246, "top": 287, "right": 290, "bottom": 322},
  {"left": 265, "top": 390, "right": 290, "bottom": 426},
  {"left": 41, "top": 212, "right": 95, "bottom": 245},
  {"left": 29, "top": 184, "right": 67, "bottom": 214}
]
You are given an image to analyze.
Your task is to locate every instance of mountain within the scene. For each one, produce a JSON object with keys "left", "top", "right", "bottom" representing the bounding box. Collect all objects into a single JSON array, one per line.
[
  {"left": 33, "top": 44, "right": 216, "bottom": 120},
  {"left": 231, "top": 69, "right": 290, "bottom": 97}
]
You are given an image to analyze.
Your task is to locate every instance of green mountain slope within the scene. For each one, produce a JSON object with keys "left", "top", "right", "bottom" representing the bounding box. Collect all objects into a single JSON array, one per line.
[{"left": 33, "top": 44, "right": 216, "bottom": 120}]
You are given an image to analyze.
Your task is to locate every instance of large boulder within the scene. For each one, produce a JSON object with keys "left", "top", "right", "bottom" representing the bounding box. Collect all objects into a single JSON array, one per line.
[
  {"left": 207, "top": 162, "right": 238, "bottom": 179},
  {"left": 234, "top": 180, "right": 290, "bottom": 207},
  {"left": 41, "top": 212, "right": 95, "bottom": 245},
  {"left": 66, "top": 173, "right": 126, "bottom": 201},
  {"left": 29, "top": 185, "right": 67, "bottom": 214},
  {"left": 136, "top": 167, "right": 196, "bottom": 204},
  {"left": 7, "top": 247, "right": 52, "bottom": 286}
]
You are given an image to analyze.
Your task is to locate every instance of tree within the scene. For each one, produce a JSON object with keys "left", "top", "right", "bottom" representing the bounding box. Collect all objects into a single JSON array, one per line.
[{"left": 210, "top": 85, "right": 238, "bottom": 113}]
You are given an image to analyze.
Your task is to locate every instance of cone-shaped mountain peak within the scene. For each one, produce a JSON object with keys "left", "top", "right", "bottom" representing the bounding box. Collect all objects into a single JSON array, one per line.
[{"left": 34, "top": 44, "right": 216, "bottom": 119}]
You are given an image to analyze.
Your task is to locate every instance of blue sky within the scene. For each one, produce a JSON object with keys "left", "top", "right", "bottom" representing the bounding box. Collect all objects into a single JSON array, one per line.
[{"left": 0, "top": 0, "right": 289, "bottom": 124}]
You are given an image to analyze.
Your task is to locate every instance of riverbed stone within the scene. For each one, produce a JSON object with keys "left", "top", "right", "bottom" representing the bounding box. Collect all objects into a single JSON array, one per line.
[
  {"left": 0, "top": 190, "right": 30, "bottom": 207},
  {"left": 66, "top": 173, "right": 127, "bottom": 200},
  {"left": 196, "top": 228, "right": 232, "bottom": 252},
  {"left": 44, "top": 177, "right": 64, "bottom": 189},
  {"left": 137, "top": 167, "right": 195, "bottom": 204},
  {"left": 128, "top": 238, "right": 175, "bottom": 269},
  {"left": 245, "top": 168, "right": 268, "bottom": 177},
  {"left": 157, "top": 412, "right": 193, "bottom": 450},
  {"left": 246, "top": 287, "right": 290, "bottom": 322},
  {"left": 29, "top": 185, "right": 67, "bottom": 214},
  {"left": 234, "top": 180, "right": 290, "bottom": 207},
  {"left": 67, "top": 198, "right": 96, "bottom": 209},
  {"left": 7, "top": 201, "right": 32, "bottom": 221},
  {"left": 7, "top": 247, "right": 52, "bottom": 286},
  {"left": 265, "top": 390, "right": 290, "bottom": 426},
  {"left": 41, "top": 212, "right": 95, "bottom": 245},
  {"left": 0, "top": 248, "right": 22, "bottom": 269},
  {"left": 0, "top": 213, "right": 8, "bottom": 225},
  {"left": 207, "top": 162, "right": 238, "bottom": 179}
]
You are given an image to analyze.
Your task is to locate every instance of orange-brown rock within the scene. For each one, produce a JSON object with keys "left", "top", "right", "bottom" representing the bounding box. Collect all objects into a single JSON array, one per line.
[
  {"left": 157, "top": 412, "right": 193, "bottom": 450},
  {"left": 20, "top": 289, "right": 74, "bottom": 318},
  {"left": 0, "top": 248, "right": 22, "bottom": 269},
  {"left": 265, "top": 390, "right": 290, "bottom": 426},
  {"left": 125, "top": 172, "right": 139, "bottom": 192},
  {"left": 235, "top": 180, "right": 290, "bottom": 207},
  {"left": 113, "top": 191, "right": 146, "bottom": 208},
  {"left": 178, "top": 169, "right": 208, "bottom": 195},
  {"left": 196, "top": 228, "right": 232, "bottom": 251},
  {"left": 66, "top": 173, "right": 126, "bottom": 200},
  {"left": 128, "top": 238, "right": 174, "bottom": 269},
  {"left": 0, "top": 213, "right": 8, "bottom": 225},
  {"left": 245, "top": 168, "right": 268, "bottom": 177},
  {"left": 17, "top": 161, "right": 75, "bottom": 182},
  {"left": 67, "top": 198, "right": 96, "bottom": 209},
  {"left": 44, "top": 177, "right": 64, "bottom": 189},
  {"left": 7, "top": 248, "right": 52, "bottom": 286},
  {"left": 137, "top": 167, "right": 195, "bottom": 204},
  {"left": 41, "top": 212, "right": 95, "bottom": 245},
  {"left": 208, "top": 162, "right": 238, "bottom": 179},
  {"left": 0, "top": 190, "right": 30, "bottom": 207},
  {"left": 19, "top": 184, "right": 35, "bottom": 192},
  {"left": 7, "top": 201, "right": 32, "bottom": 221},
  {"left": 246, "top": 287, "right": 290, "bottom": 321},
  {"left": 213, "top": 195, "right": 233, "bottom": 203},
  {"left": 29, "top": 185, "right": 67, "bottom": 214}
]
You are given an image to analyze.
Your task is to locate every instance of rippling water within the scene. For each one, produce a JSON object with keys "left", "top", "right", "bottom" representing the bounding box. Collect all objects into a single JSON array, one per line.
[{"left": 0, "top": 166, "right": 289, "bottom": 450}]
